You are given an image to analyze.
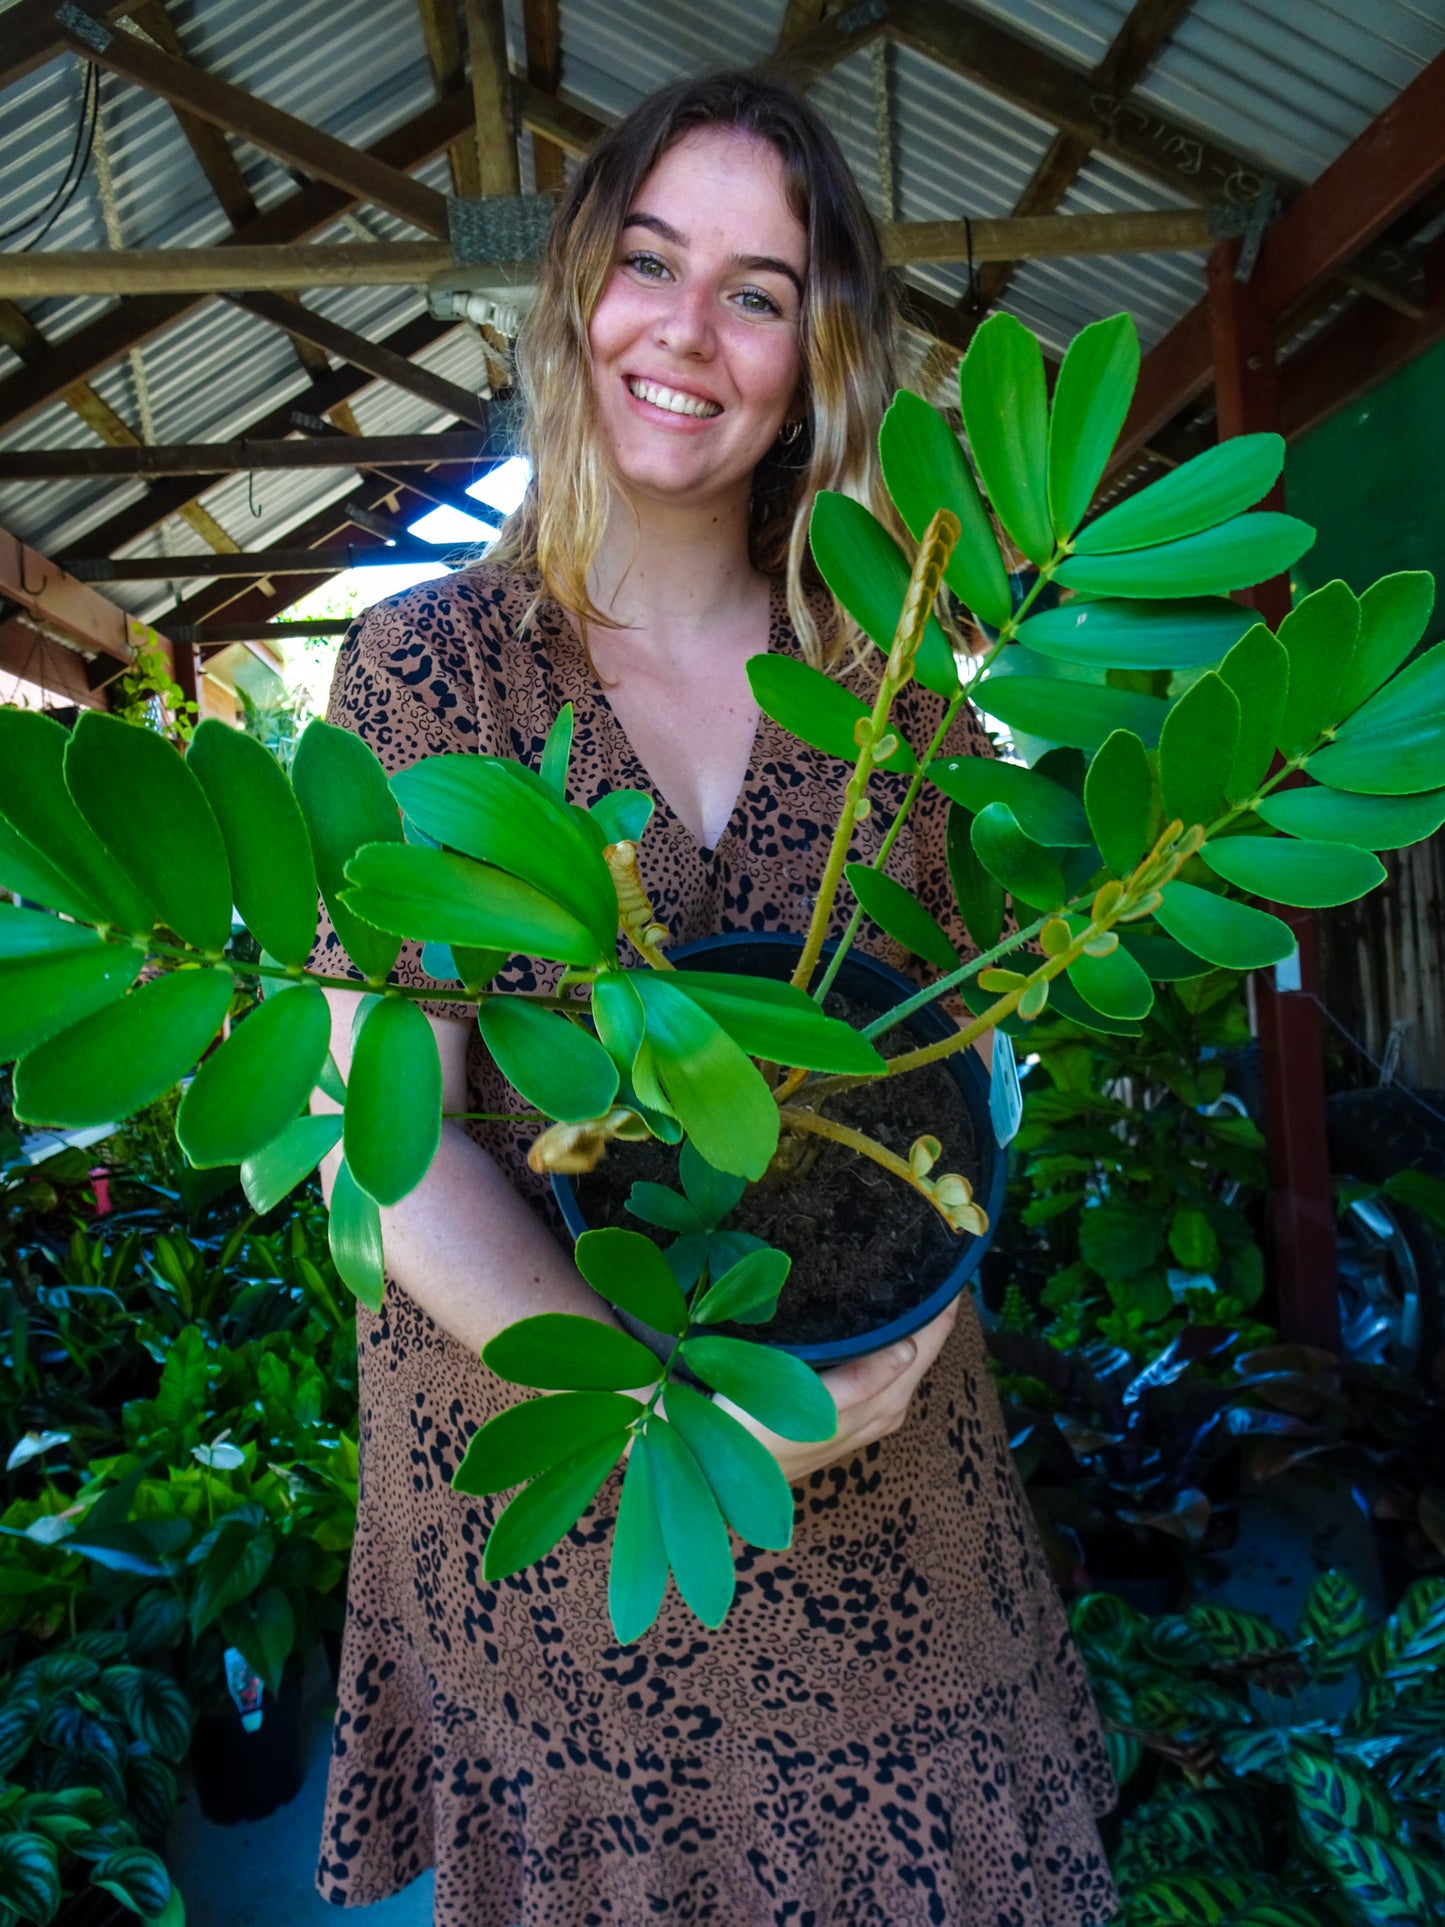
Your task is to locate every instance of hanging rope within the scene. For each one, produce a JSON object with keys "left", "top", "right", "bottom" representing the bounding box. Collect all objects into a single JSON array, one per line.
[{"left": 870, "top": 37, "right": 898, "bottom": 225}]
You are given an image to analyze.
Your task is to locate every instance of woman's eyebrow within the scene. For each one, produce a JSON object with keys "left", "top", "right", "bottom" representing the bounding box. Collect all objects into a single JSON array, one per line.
[{"left": 622, "top": 211, "right": 804, "bottom": 297}]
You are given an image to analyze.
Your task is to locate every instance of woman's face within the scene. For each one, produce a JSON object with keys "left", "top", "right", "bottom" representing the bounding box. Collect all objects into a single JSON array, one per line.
[{"left": 588, "top": 127, "right": 808, "bottom": 515}]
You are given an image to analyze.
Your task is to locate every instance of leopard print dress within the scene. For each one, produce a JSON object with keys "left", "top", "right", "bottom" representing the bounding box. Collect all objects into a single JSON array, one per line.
[{"left": 313, "top": 565, "right": 1120, "bottom": 1927}]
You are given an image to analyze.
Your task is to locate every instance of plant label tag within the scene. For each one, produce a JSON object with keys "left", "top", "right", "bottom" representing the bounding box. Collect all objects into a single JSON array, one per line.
[{"left": 989, "top": 1031, "right": 1023, "bottom": 1147}]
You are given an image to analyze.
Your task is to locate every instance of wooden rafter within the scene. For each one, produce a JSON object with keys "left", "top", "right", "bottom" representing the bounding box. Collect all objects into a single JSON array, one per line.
[
  {"left": 466, "top": 0, "right": 520, "bottom": 197},
  {"left": 775, "top": 0, "right": 830, "bottom": 50},
  {"left": 0, "top": 433, "right": 489, "bottom": 481},
  {"left": 59, "top": 541, "right": 460, "bottom": 581},
  {"left": 124, "top": 1, "right": 256, "bottom": 226},
  {"left": 416, "top": 0, "right": 482, "bottom": 198},
  {"left": 522, "top": 0, "right": 565, "bottom": 192},
  {"left": 0, "top": 0, "right": 142, "bottom": 95}
]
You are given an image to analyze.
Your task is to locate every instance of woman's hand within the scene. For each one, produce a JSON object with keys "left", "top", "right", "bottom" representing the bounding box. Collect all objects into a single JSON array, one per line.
[{"left": 712, "top": 1299, "right": 960, "bottom": 1486}]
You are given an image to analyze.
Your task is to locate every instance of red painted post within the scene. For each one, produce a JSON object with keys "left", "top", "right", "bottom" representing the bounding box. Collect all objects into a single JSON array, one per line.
[{"left": 1206, "top": 239, "right": 1341, "bottom": 1353}]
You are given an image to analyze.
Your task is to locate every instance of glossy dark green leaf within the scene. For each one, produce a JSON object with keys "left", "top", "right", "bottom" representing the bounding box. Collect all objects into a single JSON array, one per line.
[
  {"left": 807, "top": 492, "right": 961, "bottom": 698},
  {"left": 328, "top": 1158, "right": 384, "bottom": 1309},
  {"left": 391, "top": 753, "right": 616, "bottom": 948},
  {"left": 643, "top": 1420, "right": 735, "bottom": 1626},
  {"left": 665, "top": 1381, "right": 794, "bottom": 1550},
  {"left": 589, "top": 789, "right": 654, "bottom": 845},
  {"left": 1154, "top": 880, "right": 1296, "bottom": 969},
  {"left": 1015, "top": 595, "right": 1252, "bottom": 671},
  {"left": 609, "top": 1433, "right": 669, "bottom": 1644},
  {"left": 1082, "top": 729, "right": 1153, "bottom": 877},
  {"left": 344, "top": 995, "right": 442, "bottom": 1206},
  {"left": 1116, "top": 930, "right": 1211, "bottom": 981},
  {"left": 540, "top": 703, "right": 574, "bottom": 797},
  {"left": 12, "top": 966, "right": 232, "bottom": 1128},
  {"left": 0, "top": 709, "right": 152, "bottom": 932},
  {"left": 844, "top": 862, "right": 958, "bottom": 970},
  {"left": 958, "top": 310, "right": 1052, "bottom": 566},
  {"left": 971, "top": 803, "right": 1066, "bottom": 910},
  {"left": 1072, "top": 432, "right": 1284, "bottom": 554},
  {"left": 945, "top": 802, "right": 1004, "bottom": 950},
  {"left": 1276, "top": 579, "right": 1360, "bottom": 757},
  {"left": 0, "top": 809, "right": 101, "bottom": 923},
  {"left": 1256, "top": 785, "right": 1445, "bottom": 850},
  {"left": 0, "top": 911, "right": 143, "bottom": 1060},
  {"left": 1306, "top": 636, "right": 1445, "bottom": 795},
  {"left": 190, "top": 1519, "right": 274, "bottom": 1636},
  {"left": 222, "top": 1586, "right": 294, "bottom": 1701},
  {"left": 979, "top": 675, "right": 1168, "bottom": 751},
  {"left": 1159, "top": 671, "right": 1239, "bottom": 829},
  {"left": 929, "top": 754, "right": 1090, "bottom": 845},
  {"left": 240, "top": 1111, "right": 342, "bottom": 1215},
  {"left": 1066, "top": 943, "right": 1154, "bottom": 1021},
  {"left": 631, "top": 973, "right": 778, "bottom": 1179},
  {"left": 477, "top": 997, "right": 619, "bottom": 1122},
  {"left": 1055, "top": 512, "right": 1314, "bottom": 600},
  {"left": 483, "top": 1433, "right": 625, "bottom": 1581},
  {"left": 177, "top": 981, "right": 330, "bottom": 1168},
  {"left": 681, "top": 1334, "right": 836, "bottom": 1442},
  {"left": 453, "top": 1390, "right": 642, "bottom": 1494},
  {"left": 746, "top": 654, "right": 915, "bottom": 771},
  {"left": 484, "top": 1312, "right": 662, "bottom": 1391},
  {"left": 291, "top": 719, "right": 402, "bottom": 983},
  {"left": 678, "top": 1140, "right": 746, "bottom": 1227},
  {"left": 1047, "top": 313, "right": 1140, "bottom": 539},
  {"left": 575, "top": 1227, "right": 690, "bottom": 1335},
  {"left": 343, "top": 842, "right": 606, "bottom": 965},
  {"left": 692, "top": 1247, "right": 789, "bottom": 1326},
  {"left": 1199, "top": 835, "right": 1384, "bottom": 907},
  {"left": 106, "top": 1664, "right": 191, "bottom": 1762},
  {"left": 0, "top": 1833, "right": 61, "bottom": 1926},
  {"left": 878, "top": 387, "right": 1011, "bottom": 629},
  {"left": 1218, "top": 622, "right": 1288, "bottom": 804},
  {"left": 626, "top": 1182, "right": 703, "bottom": 1235},
  {"left": 1335, "top": 569, "right": 1435, "bottom": 721},
  {"left": 187, "top": 719, "right": 318, "bottom": 966},
  {"left": 664, "top": 972, "right": 885, "bottom": 1077}
]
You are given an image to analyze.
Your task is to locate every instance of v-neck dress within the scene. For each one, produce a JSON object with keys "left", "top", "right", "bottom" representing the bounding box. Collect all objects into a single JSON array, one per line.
[{"left": 312, "top": 565, "right": 1119, "bottom": 1927}]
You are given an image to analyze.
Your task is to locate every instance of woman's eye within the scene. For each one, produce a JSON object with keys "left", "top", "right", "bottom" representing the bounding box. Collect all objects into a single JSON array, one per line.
[
  {"left": 623, "top": 251, "right": 669, "bottom": 279},
  {"left": 736, "top": 287, "right": 782, "bottom": 316}
]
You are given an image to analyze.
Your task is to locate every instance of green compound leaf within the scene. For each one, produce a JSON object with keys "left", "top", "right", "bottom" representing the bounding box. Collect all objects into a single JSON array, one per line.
[
  {"left": 328, "top": 1157, "right": 384, "bottom": 1309},
  {"left": 627, "top": 1183, "right": 705, "bottom": 1235},
  {"left": 680, "top": 1334, "right": 836, "bottom": 1442},
  {"left": 589, "top": 788, "right": 654, "bottom": 845},
  {"left": 1158, "top": 671, "right": 1239, "bottom": 829},
  {"left": 958, "top": 311, "right": 1052, "bottom": 566},
  {"left": 1116, "top": 929, "right": 1211, "bottom": 981},
  {"left": 12, "top": 966, "right": 233, "bottom": 1129},
  {"left": 946, "top": 802, "right": 1004, "bottom": 951},
  {"left": 1015, "top": 596, "right": 1253, "bottom": 671},
  {"left": 177, "top": 981, "right": 331, "bottom": 1168},
  {"left": 343, "top": 842, "right": 607, "bottom": 965},
  {"left": 844, "top": 862, "right": 958, "bottom": 971},
  {"left": 693, "top": 1246, "right": 790, "bottom": 1326},
  {"left": 241, "top": 1111, "right": 342, "bottom": 1215},
  {"left": 665, "top": 1382, "right": 795, "bottom": 1551},
  {"left": 929, "top": 754, "right": 1090, "bottom": 845},
  {"left": 609, "top": 1433, "right": 670, "bottom": 1645},
  {"left": 575, "top": 1227, "right": 691, "bottom": 1336},
  {"left": 1084, "top": 729, "right": 1153, "bottom": 876},
  {"left": 1335, "top": 570, "right": 1436, "bottom": 721},
  {"left": 0, "top": 708, "right": 152, "bottom": 932},
  {"left": 631, "top": 973, "right": 779, "bottom": 1180},
  {"left": 344, "top": 995, "right": 442, "bottom": 1206},
  {"left": 291, "top": 719, "right": 402, "bottom": 983},
  {"left": 453, "top": 1390, "right": 642, "bottom": 1495},
  {"left": 477, "top": 997, "right": 619, "bottom": 1122},
  {"left": 642, "top": 1420, "right": 736, "bottom": 1627},
  {"left": 1276, "top": 579, "right": 1360, "bottom": 757},
  {"left": 664, "top": 972, "right": 885, "bottom": 1077},
  {"left": 1307, "top": 637, "right": 1445, "bottom": 796},
  {"left": 1054, "top": 512, "right": 1313, "bottom": 600},
  {"left": 1218, "top": 622, "right": 1288, "bottom": 805},
  {"left": 1154, "top": 880, "right": 1296, "bottom": 970},
  {"left": 679, "top": 1140, "right": 747, "bottom": 1228},
  {"left": 808, "top": 492, "right": 960, "bottom": 698},
  {"left": 971, "top": 802, "right": 1066, "bottom": 910},
  {"left": 0, "top": 809, "right": 101, "bottom": 924},
  {"left": 878, "top": 387, "right": 1011, "bottom": 630},
  {"left": 747, "top": 654, "right": 916, "bottom": 772},
  {"left": 1067, "top": 943, "right": 1154, "bottom": 1021},
  {"left": 1047, "top": 312, "right": 1139, "bottom": 541},
  {"left": 540, "top": 703, "right": 574, "bottom": 797},
  {"left": 1071, "top": 432, "right": 1284, "bottom": 554},
  {"left": 0, "top": 910, "right": 143, "bottom": 1061},
  {"left": 1199, "top": 835, "right": 1384, "bottom": 908},
  {"left": 482, "top": 1433, "right": 626, "bottom": 1582},
  {"left": 187, "top": 719, "right": 318, "bottom": 967},
  {"left": 1256, "top": 785, "right": 1445, "bottom": 849},
  {"left": 484, "top": 1312, "right": 662, "bottom": 1392},
  {"left": 978, "top": 675, "right": 1169, "bottom": 751}
]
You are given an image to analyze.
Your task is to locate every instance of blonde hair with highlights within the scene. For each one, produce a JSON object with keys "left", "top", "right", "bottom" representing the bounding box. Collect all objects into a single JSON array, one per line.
[{"left": 485, "top": 70, "right": 901, "bottom": 671}]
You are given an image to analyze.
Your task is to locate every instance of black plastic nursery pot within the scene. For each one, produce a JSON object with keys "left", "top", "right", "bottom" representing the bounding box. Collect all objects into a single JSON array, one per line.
[
  {"left": 189, "top": 1663, "right": 305, "bottom": 1825},
  {"left": 554, "top": 932, "right": 1009, "bottom": 1371}
]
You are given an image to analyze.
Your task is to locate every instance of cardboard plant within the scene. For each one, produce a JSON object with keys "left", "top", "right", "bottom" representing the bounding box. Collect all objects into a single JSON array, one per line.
[{"left": 0, "top": 312, "right": 1440, "bottom": 1641}]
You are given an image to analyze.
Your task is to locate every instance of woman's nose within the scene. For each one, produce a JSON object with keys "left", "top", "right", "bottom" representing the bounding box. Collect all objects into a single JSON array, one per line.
[{"left": 654, "top": 283, "right": 714, "bottom": 357}]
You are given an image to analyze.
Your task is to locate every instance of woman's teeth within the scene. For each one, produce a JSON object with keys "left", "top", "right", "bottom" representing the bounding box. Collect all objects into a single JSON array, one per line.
[{"left": 628, "top": 378, "right": 721, "bottom": 418}]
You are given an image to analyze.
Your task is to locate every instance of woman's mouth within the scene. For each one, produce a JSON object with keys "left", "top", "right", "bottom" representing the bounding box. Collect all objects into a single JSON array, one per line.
[{"left": 626, "top": 377, "right": 722, "bottom": 419}]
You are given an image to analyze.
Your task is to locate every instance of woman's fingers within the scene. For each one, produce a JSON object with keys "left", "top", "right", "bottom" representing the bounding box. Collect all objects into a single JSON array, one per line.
[{"left": 823, "top": 1297, "right": 960, "bottom": 1421}]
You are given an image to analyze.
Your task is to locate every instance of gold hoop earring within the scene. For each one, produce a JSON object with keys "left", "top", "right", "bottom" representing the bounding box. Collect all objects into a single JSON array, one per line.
[{"left": 778, "top": 419, "right": 803, "bottom": 445}]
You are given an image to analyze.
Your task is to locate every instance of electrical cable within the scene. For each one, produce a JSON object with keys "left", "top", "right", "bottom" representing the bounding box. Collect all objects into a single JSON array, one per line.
[
  {"left": 1305, "top": 992, "right": 1445, "bottom": 1131},
  {"left": 0, "top": 62, "right": 99, "bottom": 251}
]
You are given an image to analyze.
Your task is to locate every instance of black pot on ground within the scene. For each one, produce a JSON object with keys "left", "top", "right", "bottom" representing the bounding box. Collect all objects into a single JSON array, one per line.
[
  {"left": 554, "top": 932, "right": 1009, "bottom": 1369},
  {"left": 189, "top": 1664, "right": 305, "bottom": 1825},
  {"left": 1078, "top": 1529, "right": 1187, "bottom": 1614}
]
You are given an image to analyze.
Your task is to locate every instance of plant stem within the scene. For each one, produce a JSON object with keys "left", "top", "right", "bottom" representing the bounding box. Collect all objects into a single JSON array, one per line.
[
  {"left": 778, "top": 1104, "right": 956, "bottom": 1226},
  {"left": 860, "top": 907, "right": 1056, "bottom": 1040},
  {"left": 139, "top": 939, "right": 577, "bottom": 1009}
]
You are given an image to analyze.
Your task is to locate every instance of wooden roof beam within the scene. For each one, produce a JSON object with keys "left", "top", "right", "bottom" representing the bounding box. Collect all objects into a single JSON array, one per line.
[
  {"left": 0, "top": 432, "right": 490, "bottom": 481},
  {"left": 60, "top": 540, "right": 462, "bottom": 580},
  {"left": 0, "top": 0, "right": 141, "bottom": 95},
  {"left": 122, "top": 0, "right": 257, "bottom": 226},
  {"left": 416, "top": 0, "right": 481, "bottom": 198},
  {"left": 522, "top": 0, "right": 565, "bottom": 191},
  {"left": 0, "top": 526, "right": 146, "bottom": 663}
]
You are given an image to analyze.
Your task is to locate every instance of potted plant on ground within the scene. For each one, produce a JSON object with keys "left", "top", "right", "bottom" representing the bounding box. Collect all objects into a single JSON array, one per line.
[{"left": 1, "top": 311, "right": 1440, "bottom": 1642}]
